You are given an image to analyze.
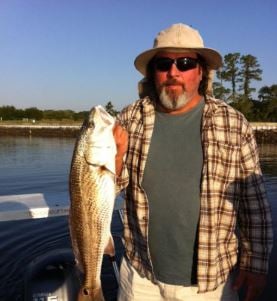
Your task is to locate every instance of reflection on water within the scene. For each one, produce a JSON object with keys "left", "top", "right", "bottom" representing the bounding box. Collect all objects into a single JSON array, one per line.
[
  {"left": 0, "top": 136, "right": 76, "bottom": 202},
  {"left": 259, "top": 144, "right": 277, "bottom": 177},
  {"left": 259, "top": 143, "right": 277, "bottom": 157},
  {"left": 258, "top": 144, "right": 277, "bottom": 217}
]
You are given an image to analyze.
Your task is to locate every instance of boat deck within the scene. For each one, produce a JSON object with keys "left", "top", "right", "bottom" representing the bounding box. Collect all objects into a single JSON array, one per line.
[{"left": 0, "top": 193, "right": 124, "bottom": 301}]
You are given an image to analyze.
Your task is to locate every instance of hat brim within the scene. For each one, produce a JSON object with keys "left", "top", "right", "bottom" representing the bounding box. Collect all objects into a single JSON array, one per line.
[{"left": 134, "top": 47, "right": 222, "bottom": 76}]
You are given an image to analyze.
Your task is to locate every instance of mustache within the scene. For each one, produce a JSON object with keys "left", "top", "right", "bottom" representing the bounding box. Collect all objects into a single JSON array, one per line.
[{"left": 162, "top": 79, "right": 184, "bottom": 86}]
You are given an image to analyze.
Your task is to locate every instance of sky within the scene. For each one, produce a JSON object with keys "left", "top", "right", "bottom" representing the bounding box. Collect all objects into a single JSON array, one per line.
[{"left": 0, "top": 0, "right": 276, "bottom": 112}]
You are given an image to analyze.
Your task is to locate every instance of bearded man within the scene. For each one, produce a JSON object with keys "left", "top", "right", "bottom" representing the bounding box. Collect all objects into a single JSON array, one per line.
[{"left": 113, "top": 23, "right": 273, "bottom": 301}]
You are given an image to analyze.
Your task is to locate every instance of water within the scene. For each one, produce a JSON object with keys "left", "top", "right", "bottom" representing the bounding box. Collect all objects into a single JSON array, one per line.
[
  {"left": 0, "top": 136, "right": 74, "bottom": 203},
  {"left": 0, "top": 137, "right": 276, "bottom": 300}
]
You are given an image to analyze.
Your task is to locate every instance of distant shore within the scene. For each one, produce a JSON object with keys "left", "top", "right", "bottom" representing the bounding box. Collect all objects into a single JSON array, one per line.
[
  {"left": 0, "top": 124, "right": 80, "bottom": 138},
  {"left": 0, "top": 123, "right": 276, "bottom": 143}
]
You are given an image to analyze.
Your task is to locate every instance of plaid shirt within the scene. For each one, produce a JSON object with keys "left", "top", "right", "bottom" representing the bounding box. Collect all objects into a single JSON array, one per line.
[{"left": 116, "top": 96, "right": 273, "bottom": 293}]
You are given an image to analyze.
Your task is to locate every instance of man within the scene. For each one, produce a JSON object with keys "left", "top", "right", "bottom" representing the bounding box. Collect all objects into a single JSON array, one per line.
[{"left": 113, "top": 23, "right": 273, "bottom": 301}]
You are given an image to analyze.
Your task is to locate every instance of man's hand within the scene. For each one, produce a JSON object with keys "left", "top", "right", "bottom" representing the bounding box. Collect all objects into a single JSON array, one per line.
[
  {"left": 233, "top": 270, "right": 267, "bottom": 301},
  {"left": 113, "top": 123, "right": 128, "bottom": 176}
]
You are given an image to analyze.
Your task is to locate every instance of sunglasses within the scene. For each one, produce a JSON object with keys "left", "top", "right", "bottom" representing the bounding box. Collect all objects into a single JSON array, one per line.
[{"left": 154, "top": 57, "right": 199, "bottom": 72}]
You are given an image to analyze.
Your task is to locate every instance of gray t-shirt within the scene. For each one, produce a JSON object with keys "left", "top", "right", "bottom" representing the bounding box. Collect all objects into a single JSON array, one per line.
[{"left": 142, "top": 99, "right": 204, "bottom": 285}]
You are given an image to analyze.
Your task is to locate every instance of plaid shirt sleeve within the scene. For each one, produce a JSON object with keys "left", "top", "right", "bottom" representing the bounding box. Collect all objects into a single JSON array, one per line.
[{"left": 238, "top": 120, "right": 273, "bottom": 273}]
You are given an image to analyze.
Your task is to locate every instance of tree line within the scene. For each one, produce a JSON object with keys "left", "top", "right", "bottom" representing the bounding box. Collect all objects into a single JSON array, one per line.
[
  {"left": 0, "top": 101, "right": 119, "bottom": 122},
  {"left": 213, "top": 53, "right": 276, "bottom": 121}
]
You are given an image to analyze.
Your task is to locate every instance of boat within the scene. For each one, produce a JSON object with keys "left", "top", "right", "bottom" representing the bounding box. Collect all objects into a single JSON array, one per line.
[{"left": 0, "top": 193, "right": 124, "bottom": 301}]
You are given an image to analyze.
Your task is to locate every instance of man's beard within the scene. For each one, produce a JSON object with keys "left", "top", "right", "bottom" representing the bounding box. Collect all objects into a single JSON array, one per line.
[{"left": 158, "top": 86, "right": 190, "bottom": 111}]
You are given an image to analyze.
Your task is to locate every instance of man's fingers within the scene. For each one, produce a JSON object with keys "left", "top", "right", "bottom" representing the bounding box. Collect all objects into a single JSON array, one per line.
[{"left": 113, "top": 123, "right": 128, "bottom": 156}]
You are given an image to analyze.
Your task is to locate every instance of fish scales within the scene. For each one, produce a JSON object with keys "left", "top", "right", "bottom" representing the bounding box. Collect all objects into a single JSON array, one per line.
[
  {"left": 70, "top": 163, "right": 114, "bottom": 287},
  {"left": 69, "top": 106, "right": 116, "bottom": 301}
]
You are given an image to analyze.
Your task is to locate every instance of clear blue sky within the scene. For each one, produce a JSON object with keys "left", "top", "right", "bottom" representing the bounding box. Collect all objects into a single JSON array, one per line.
[{"left": 0, "top": 0, "right": 276, "bottom": 111}]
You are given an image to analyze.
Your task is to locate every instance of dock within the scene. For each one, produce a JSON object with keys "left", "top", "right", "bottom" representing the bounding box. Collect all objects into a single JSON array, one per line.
[{"left": 0, "top": 123, "right": 276, "bottom": 143}]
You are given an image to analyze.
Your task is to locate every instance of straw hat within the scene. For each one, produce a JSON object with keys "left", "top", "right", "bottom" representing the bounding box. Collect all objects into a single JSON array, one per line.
[{"left": 134, "top": 23, "right": 222, "bottom": 76}]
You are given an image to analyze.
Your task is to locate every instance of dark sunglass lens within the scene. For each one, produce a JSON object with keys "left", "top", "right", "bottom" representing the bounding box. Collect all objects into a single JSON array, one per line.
[
  {"left": 155, "top": 57, "right": 198, "bottom": 72},
  {"left": 177, "top": 58, "right": 198, "bottom": 71},
  {"left": 155, "top": 58, "right": 173, "bottom": 71}
]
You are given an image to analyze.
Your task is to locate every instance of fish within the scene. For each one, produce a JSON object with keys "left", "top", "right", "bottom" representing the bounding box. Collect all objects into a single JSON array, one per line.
[{"left": 69, "top": 105, "right": 117, "bottom": 301}]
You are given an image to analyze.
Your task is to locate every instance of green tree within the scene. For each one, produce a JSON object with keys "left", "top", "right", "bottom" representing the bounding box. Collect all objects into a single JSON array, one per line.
[
  {"left": 230, "top": 96, "right": 254, "bottom": 120},
  {"left": 14, "top": 108, "right": 25, "bottom": 119},
  {"left": 257, "top": 85, "right": 277, "bottom": 121},
  {"left": 265, "top": 98, "right": 277, "bottom": 121},
  {"left": 42, "top": 110, "right": 74, "bottom": 120},
  {"left": 24, "top": 107, "right": 43, "bottom": 120},
  {"left": 220, "top": 53, "right": 241, "bottom": 102},
  {"left": 238, "top": 54, "right": 262, "bottom": 99},
  {"left": 105, "top": 101, "right": 118, "bottom": 117},
  {"left": 212, "top": 82, "right": 231, "bottom": 101},
  {"left": 61, "top": 110, "right": 75, "bottom": 120},
  {"left": 258, "top": 84, "right": 277, "bottom": 102},
  {"left": 73, "top": 111, "right": 89, "bottom": 121},
  {"left": 0, "top": 106, "right": 17, "bottom": 120}
]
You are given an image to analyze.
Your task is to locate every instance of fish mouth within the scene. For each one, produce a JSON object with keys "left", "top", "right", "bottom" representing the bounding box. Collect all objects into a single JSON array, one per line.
[{"left": 93, "top": 106, "right": 115, "bottom": 126}]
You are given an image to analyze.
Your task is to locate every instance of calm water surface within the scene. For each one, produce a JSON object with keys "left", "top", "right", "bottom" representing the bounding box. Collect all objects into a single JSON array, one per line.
[{"left": 0, "top": 136, "right": 74, "bottom": 202}]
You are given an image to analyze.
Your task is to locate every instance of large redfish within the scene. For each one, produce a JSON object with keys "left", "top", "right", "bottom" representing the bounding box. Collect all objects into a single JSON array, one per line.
[{"left": 69, "top": 106, "right": 116, "bottom": 301}]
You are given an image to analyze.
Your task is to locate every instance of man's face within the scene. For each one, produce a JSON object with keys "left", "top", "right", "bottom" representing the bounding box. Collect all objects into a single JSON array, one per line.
[{"left": 153, "top": 51, "right": 203, "bottom": 111}]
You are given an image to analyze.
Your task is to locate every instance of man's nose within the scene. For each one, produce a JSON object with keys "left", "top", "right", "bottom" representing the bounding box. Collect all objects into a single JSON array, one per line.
[{"left": 167, "top": 62, "right": 179, "bottom": 77}]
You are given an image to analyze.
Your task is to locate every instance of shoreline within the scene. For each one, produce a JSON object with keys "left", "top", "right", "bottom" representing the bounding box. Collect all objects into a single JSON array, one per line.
[
  {"left": 0, "top": 124, "right": 276, "bottom": 143},
  {"left": 0, "top": 125, "right": 80, "bottom": 138}
]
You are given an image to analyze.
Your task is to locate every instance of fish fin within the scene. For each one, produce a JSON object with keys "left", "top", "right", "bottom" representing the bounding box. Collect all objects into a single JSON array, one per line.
[
  {"left": 104, "top": 234, "right": 115, "bottom": 257},
  {"left": 84, "top": 154, "right": 116, "bottom": 175},
  {"left": 104, "top": 160, "right": 116, "bottom": 175}
]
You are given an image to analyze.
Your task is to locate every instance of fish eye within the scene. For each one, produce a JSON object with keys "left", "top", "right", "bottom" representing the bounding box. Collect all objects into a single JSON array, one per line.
[{"left": 88, "top": 120, "right": 95, "bottom": 129}]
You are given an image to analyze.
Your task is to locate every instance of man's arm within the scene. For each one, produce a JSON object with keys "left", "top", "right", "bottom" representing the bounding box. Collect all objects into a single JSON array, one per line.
[
  {"left": 235, "top": 121, "right": 273, "bottom": 301},
  {"left": 113, "top": 123, "right": 128, "bottom": 176}
]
